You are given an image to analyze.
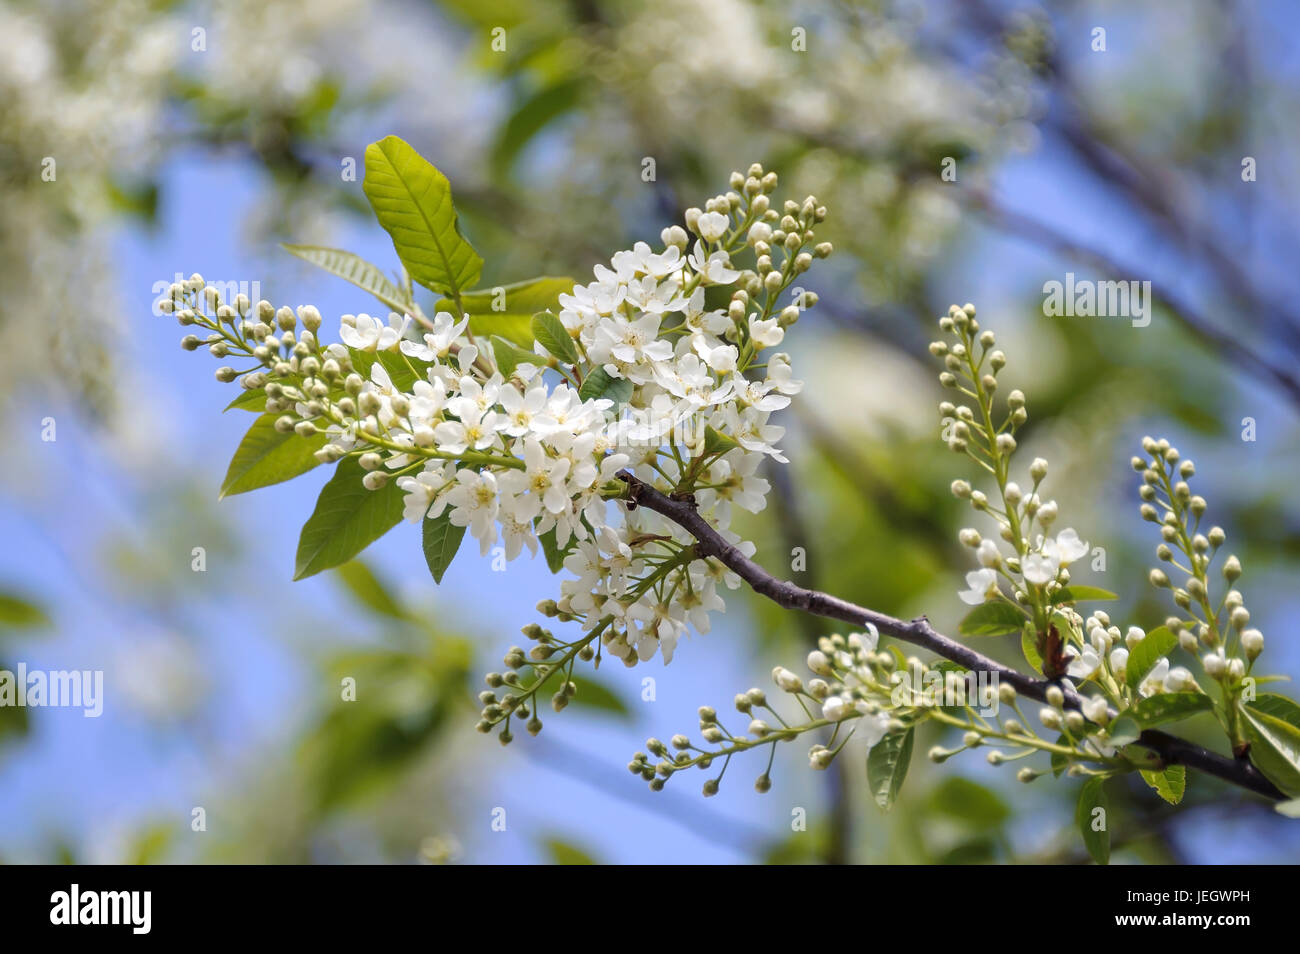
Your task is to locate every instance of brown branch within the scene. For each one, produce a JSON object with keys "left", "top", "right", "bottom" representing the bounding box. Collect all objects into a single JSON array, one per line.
[{"left": 617, "top": 472, "right": 1286, "bottom": 802}]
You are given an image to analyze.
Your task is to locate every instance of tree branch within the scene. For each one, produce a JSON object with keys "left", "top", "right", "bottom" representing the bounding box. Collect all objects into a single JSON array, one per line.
[{"left": 617, "top": 472, "right": 1285, "bottom": 802}]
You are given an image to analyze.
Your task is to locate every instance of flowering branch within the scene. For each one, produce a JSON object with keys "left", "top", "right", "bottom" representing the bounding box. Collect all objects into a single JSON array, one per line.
[
  {"left": 616, "top": 471, "right": 1285, "bottom": 802},
  {"left": 158, "top": 138, "right": 1299, "bottom": 864}
]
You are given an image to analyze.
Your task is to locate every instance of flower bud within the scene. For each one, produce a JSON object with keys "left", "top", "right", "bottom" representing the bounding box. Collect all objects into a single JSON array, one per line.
[
  {"left": 772, "top": 666, "right": 802, "bottom": 692},
  {"left": 806, "top": 650, "right": 832, "bottom": 676}
]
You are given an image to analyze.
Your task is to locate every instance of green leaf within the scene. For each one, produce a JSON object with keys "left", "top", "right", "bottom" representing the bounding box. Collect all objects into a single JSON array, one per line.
[
  {"left": 1021, "top": 623, "right": 1043, "bottom": 675},
  {"left": 1124, "top": 625, "right": 1178, "bottom": 693},
  {"left": 565, "top": 675, "right": 631, "bottom": 718},
  {"left": 491, "top": 335, "right": 542, "bottom": 380},
  {"left": 220, "top": 412, "right": 326, "bottom": 499},
  {"left": 1246, "top": 693, "right": 1300, "bottom": 732},
  {"left": 362, "top": 136, "right": 483, "bottom": 298},
  {"left": 538, "top": 525, "right": 574, "bottom": 574},
  {"left": 1275, "top": 797, "right": 1300, "bottom": 818},
  {"left": 294, "top": 458, "right": 406, "bottom": 580},
  {"left": 438, "top": 276, "right": 575, "bottom": 349},
  {"left": 0, "top": 594, "right": 49, "bottom": 630},
  {"left": 349, "top": 349, "right": 427, "bottom": 392},
  {"left": 1128, "top": 692, "right": 1213, "bottom": 727},
  {"left": 1106, "top": 715, "right": 1141, "bottom": 747},
  {"left": 578, "top": 366, "right": 634, "bottom": 407},
  {"left": 281, "top": 245, "right": 413, "bottom": 314},
  {"left": 531, "top": 310, "right": 580, "bottom": 366},
  {"left": 958, "top": 601, "right": 1028, "bottom": 637},
  {"left": 421, "top": 508, "right": 466, "bottom": 585},
  {"left": 1076, "top": 777, "right": 1110, "bottom": 865},
  {"left": 867, "top": 727, "right": 914, "bottom": 812},
  {"left": 304, "top": 645, "right": 465, "bottom": 812},
  {"left": 1242, "top": 707, "right": 1300, "bottom": 797},
  {"left": 1051, "top": 585, "right": 1118, "bottom": 604},
  {"left": 541, "top": 836, "right": 598, "bottom": 866},
  {"left": 224, "top": 388, "right": 268, "bottom": 413},
  {"left": 491, "top": 79, "right": 584, "bottom": 175},
  {"left": 702, "top": 425, "right": 740, "bottom": 457},
  {"left": 1140, "top": 765, "right": 1186, "bottom": 804},
  {"left": 929, "top": 776, "right": 1009, "bottom": 827},
  {"left": 334, "top": 561, "right": 408, "bottom": 621}
]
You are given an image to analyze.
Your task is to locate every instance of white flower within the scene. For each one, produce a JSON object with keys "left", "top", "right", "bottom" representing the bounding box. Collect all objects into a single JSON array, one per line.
[
  {"left": 687, "top": 242, "right": 741, "bottom": 284},
  {"left": 682, "top": 288, "right": 732, "bottom": 338},
  {"left": 1021, "top": 552, "right": 1057, "bottom": 585},
  {"left": 444, "top": 469, "right": 502, "bottom": 555},
  {"left": 1023, "top": 528, "right": 1090, "bottom": 585},
  {"left": 1082, "top": 696, "right": 1110, "bottom": 724},
  {"left": 695, "top": 211, "right": 729, "bottom": 242},
  {"left": 747, "top": 315, "right": 784, "bottom": 348},
  {"left": 1052, "top": 528, "right": 1089, "bottom": 563},
  {"left": 497, "top": 492, "right": 541, "bottom": 562},
  {"left": 589, "top": 313, "right": 673, "bottom": 378},
  {"left": 855, "top": 709, "right": 892, "bottom": 749},
  {"left": 611, "top": 241, "right": 684, "bottom": 280},
  {"left": 720, "top": 405, "right": 787, "bottom": 461},
  {"left": 692, "top": 335, "right": 739, "bottom": 373},
  {"left": 765, "top": 353, "right": 803, "bottom": 394},
  {"left": 958, "top": 568, "right": 998, "bottom": 605},
  {"left": 400, "top": 310, "right": 467, "bottom": 361},
  {"left": 1065, "top": 644, "right": 1101, "bottom": 680},
  {"left": 396, "top": 468, "right": 446, "bottom": 523},
  {"left": 976, "top": 539, "right": 1002, "bottom": 568},
  {"left": 340, "top": 312, "right": 409, "bottom": 352},
  {"left": 432, "top": 405, "right": 504, "bottom": 455},
  {"left": 498, "top": 382, "right": 547, "bottom": 437},
  {"left": 516, "top": 437, "right": 573, "bottom": 514},
  {"left": 1139, "top": 658, "right": 1173, "bottom": 697}
]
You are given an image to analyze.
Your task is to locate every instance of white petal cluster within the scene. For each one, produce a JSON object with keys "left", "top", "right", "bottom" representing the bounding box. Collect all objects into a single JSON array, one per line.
[{"left": 166, "top": 167, "right": 828, "bottom": 673}]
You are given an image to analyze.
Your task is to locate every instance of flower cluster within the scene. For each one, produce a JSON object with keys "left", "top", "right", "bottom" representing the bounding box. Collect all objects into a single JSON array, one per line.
[
  {"left": 633, "top": 619, "right": 1141, "bottom": 798},
  {"left": 931, "top": 306, "right": 1271, "bottom": 766},
  {"left": 160, "top": 163, "right": 833, "bottom": 741},
  {"left": 640, "top": 305, "right": 1288, "bottom": 815}
]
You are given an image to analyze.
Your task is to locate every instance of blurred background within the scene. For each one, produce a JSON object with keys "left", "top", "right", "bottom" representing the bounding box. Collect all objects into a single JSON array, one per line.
[{"left": 1, "top": 0, "right": 1298, "bottom": 863}]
